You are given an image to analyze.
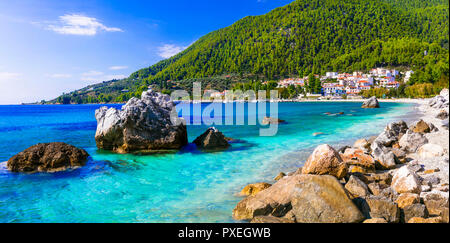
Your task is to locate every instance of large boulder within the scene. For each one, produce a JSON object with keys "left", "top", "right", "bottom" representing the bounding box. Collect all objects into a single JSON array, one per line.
[
  {"left": 239, "top": 183, "right": 272, "bottom": 197},
  {"left": 420, "top": 191, "right": 449, "bottom": 216},
  {"left": 392, "top": 166, "right": 421, "bottom": 194},
  {"left": 399, "top": 130, "right": 429, "bottom": 153},
  {"left": 362, "top": 96, "right": 380, "bottom": 108},
  {"left": 290, "top": 175, "right": 365, "bottom": 223},
  {"left": 193, "top": 127, "right": 230, "bottom": 150},
  {"left": 395, "top": 193, "right": 420, "bottom": 209},
  {"left": 7, "top": 142, "right": 89, "bottom": 173},
  {"left": 94, "top": 89, "right": 188, "bottom": 153},
  {"left": 417, "top": 144, "right": 445, "bottom": 158},
  {"left": 302, "top": 144, "right": 348, "bottom": 179},
  {"left": 232, "top": 175, "right": 304, "bottom": 220},
  {"left": 402, "top": 203, "right": 428, "bottom": 223}
]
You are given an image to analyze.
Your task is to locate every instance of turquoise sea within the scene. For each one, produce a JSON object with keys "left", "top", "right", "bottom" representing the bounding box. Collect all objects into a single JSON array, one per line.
[{"left": 0, "top": 102, "right": 417, "bottom": 222}]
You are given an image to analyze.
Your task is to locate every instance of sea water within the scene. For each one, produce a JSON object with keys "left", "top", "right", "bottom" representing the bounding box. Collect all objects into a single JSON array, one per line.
[{"left": 0, "top": 102, "right": 417, "bottom": 222}]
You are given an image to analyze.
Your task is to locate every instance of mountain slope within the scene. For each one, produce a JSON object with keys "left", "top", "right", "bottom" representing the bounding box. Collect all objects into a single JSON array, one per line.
[{"left": 52, "top": 0, "right": 449, "bottom": 104}]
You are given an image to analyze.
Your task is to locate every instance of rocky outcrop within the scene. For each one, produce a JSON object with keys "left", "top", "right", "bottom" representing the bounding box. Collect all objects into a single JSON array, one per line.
[
  {"left": 261, "top": 117, "right": 285, "bottom": 125},
  {"left": 428, "top": 88, "right": 449, "bottom": 109},
  {"left": 94, "top": 89, "right": 188, "bottom": 153},
  {"left": 410, "top": 120, "right": 431, "bottom": 133},
  {"left": 193, "top": 127, "right": 230, "bottom": 150},
  {"left": 7, "top": 142, "right": 89, "bottom": 173},
  {"left": 361, "top": 96, "right": 380, "bottom": 108},
  {"left": 240, "top": 183, "right": 272, "bottom": 196},
  {"left": 302, "top": 144, "right": 347, "bottom": 179},
  {"left": 372, "top": 121, "right": 408, "bottom": 147},
  {"left": 290, "top": 175, "right": 365, "bottom": 223},
  {"left": 356, "top": 196, "right": 400, "bottom": 223},
  {"left": 341, "top": 148, "right": 376, "bottom": 173}
]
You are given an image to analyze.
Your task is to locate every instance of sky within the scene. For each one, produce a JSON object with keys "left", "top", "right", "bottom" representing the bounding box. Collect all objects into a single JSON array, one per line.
[{"left": 0, "top": 0, "right": 294, "bottom": 104}]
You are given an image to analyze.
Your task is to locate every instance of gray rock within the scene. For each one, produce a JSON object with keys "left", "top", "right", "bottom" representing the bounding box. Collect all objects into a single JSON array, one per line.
[
  {"left": 193, "top": 127, "right": 230, "bottom": 150},
  {"left": 436, "top": 110, "right": 449, "bottom": 120},
  {"left": 399, "top": 130, "right": 429, "bottom": 153},
  {"left": 402, "top": 203, "right": 428, "bottom": 223},
  {"left": 355, "top": 196, "right": 400, "bottom": 223},
  {"left": 362, "top": 96, "right": 380, "bottom": 108},
  {"left": 94, "top": 89, "right": 188, "bottom": 153},
  {"left": 371, "top": 143, "right": 397, "bottom": 170}
]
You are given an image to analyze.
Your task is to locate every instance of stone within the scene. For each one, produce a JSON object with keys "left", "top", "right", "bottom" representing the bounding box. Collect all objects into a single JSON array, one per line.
[
  {"left": 436, "top": 110, "right": 449, "bottom": 120},
  {"left": 240, "top": 183, "right": 272, "bottom": 197},
  {"left": 421, "top": 191, "right": 449, "bottom": 216},
  {"left": 399, "top": 130, "right": 429, "bottom": 153},
  {"left": 392, "top": 166, "right": 421, "bottom": 194},
  {"left": 7, "top": 142, "right": 89, "bottom": 173},
  {"left": 403, "top": 203, "right": 428, "bottom": 223},
  {"left": 410, "top": 120, "right": 431, "bottom": 133},
  {"left": 302, "top": 144, "right": 347, "bottom": 179},
  {"left": 250, "top": 215, "right": 294, "bottom": 223},
  {"left": 261, "top": 117, "right": 285, "bottom": 125},
  {"left": 232, "top": 175, "right": 303, "bottom": 220},
  {"left": 408, "top": 217, "right": 442, "bottom": 223},
  {"left": 193, "top": 127, "right": 230, "bottom": 150},
  {"left": 417, "top": 144, "right": 445, "bottom": 158},
  {"left": 357, "top": 196, "right": 400, "bottom": 223},
  {"left": 423, "top": 168, "right": 440, "bottom": 174},
  {"left": 362, "top": 96, "right": 380, "bottom": 108},
  {"left": 345, "top": 175, "right": 370, "bottom": 198},
  {"left": 362, "top": 218, "right": 388, "bottom": 223},
  {"left": 274, "top": 172, "right": 286, "bottom": 181},
  {"left": 368, "top": 183, "right": 390, "bottom": 196},
  {"left": 421, "top": 185, "right": 431, "bottom": 192},
  {"left": 341, "top": 148, "right": 376, "bottom": 173},
  {"left": 353, "top": 139, "right": 371, "bottom": 152},
  {"left": 371, "top": 144, "right": 397, "bottom": 170},
  {"left": 441, "top": 207, "right": 449, "bottom": 223},
  {"left": 354, "top": 172, "right": 392, "bottom": 186},
  {"left": 392, "top": 148, "right": 408, "bottom": 164},
  {"left": 94, "top": 89, "right": 188, "bottom": 153},
  {"left": 290, "top": 175, "right": 365, "bottom": 223},
  {"left": 372, "top": 121, "right": 408, "bottom": 147},
  {"left": 395, "top": 193, "right": 420, "bottom": 208}
]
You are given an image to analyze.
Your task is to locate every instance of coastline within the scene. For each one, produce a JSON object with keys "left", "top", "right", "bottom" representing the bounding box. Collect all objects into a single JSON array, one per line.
[{"left": 232, "top": 91, "right": 449, "bottom": 223}]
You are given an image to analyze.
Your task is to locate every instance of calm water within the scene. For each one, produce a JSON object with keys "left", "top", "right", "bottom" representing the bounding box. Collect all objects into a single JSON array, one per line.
[{"left": 0, "top": 102, "right": 416, "bottom": 222}]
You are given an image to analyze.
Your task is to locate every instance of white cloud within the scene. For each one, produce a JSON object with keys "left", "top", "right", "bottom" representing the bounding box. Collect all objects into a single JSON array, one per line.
[
  {"left": 158, "top": 44, "right": 186, "bottom": 59},
  {"left": 81, "top": 74, "right": 126, "bottom": 84},
  {"left": 47, "top": 14, "right": 123, "bottom": 36},
  {"left": 46, "top": 73, "right": 72, "bottom": 78},
  {"left": 109, "top": 66, "right": 128, "bottom": 70},
  {"left": 82, "top": 70, "right": 104, "bottom": 76},
  {"left": 0, "top": 72, "right": 22, "bottom": 81}
]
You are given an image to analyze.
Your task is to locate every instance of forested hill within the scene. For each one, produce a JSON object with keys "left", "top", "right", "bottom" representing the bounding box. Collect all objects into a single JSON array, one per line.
[{"left": 52, "top": 0, "right": 449, "bottom": 104}]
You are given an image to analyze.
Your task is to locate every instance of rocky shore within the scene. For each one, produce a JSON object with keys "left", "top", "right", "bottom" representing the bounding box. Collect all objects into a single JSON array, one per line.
[{"left": 233, "top": 90, "right": 449, "bottom": 223}]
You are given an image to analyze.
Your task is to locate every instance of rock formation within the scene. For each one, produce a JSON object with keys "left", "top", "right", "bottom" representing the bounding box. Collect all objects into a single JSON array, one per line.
[
  {"left": 7, "top": 142, "right": 89, "bottom": 173},
  {"left": 94, "top": 89, "right": 188, "bottom": 153},
  {"left": 193, "top": 127, "right": 230, "bottom": 150},
  {"left": 361, "top": 96, "right": 380, "bottom": 108}
]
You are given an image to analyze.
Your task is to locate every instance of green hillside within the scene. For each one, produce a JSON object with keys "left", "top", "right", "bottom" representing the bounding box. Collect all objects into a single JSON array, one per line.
[{"left": 52, "top": 0, "right": 449, "bottom": 104}]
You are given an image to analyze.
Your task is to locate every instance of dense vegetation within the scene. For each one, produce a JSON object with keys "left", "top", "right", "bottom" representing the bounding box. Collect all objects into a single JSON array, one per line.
[{"left": 51, "top": 0, "right": 449, "bottom": 104}]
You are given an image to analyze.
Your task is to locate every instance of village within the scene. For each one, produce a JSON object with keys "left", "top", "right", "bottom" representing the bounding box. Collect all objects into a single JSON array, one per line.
[{"left": 276, "top": 68, "right": 413, "bottom": 98}]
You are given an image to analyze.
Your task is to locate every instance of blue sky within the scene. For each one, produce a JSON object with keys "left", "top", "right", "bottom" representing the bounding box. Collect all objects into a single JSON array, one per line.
[{"left": 0, "top": 0, "right": 293, "bottom": 104}]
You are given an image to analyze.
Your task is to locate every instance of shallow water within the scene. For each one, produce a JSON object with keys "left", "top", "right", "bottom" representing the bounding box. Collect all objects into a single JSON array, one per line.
[{"left": 0, "top": 102, "right": 416, "bottom": 222}]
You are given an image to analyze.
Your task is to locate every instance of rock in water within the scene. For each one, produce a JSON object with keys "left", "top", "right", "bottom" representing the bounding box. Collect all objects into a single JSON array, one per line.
[
  {"left": 261, "top": 117, "right": 285, "bottom": 125},
  {"left": 7, "top": 142, "right": 89, "bottom": 173},
  {"left": 240, "top": 183, "right": 272, "bottom": 196},
  {"left": 193, "top": 127, "right": 230, "bottom": 150},
  {"left": 302, "top": 144, "right": 348, "bottom": 179},
  {"left": 361, "top": 96, "right": 380, "bottom": 108},
  {"left": 94, "top": 89, "right": 188, "bottom": 153}
]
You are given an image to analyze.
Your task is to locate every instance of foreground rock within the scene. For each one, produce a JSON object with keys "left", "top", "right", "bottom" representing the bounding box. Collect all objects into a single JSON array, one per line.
[
  {"left": 399, "top": 130, "right": 429, "bottom": 153},
  {"left": 250, "top": 216, "right": 294, "bottom": 223},
  {"left": 193, "top": 127, "right": 230, "bottom": 150},
  {"left": 7, "top": 142, "right": 89, "bottom": 173},
  {"left": 291, "top": 175, "right": 365, "bottom": 223},
  {"left": 302, "top": 144, "right": 347, "bottom": 179},
  {"left": 361, "top": 96, "right": 380, "bottom": 108},
  {"left": 417, "top": 144, "right": 445, "bottom": 158},
  {"left": 391, "top": 166, "right": 421, "bottom": 194},
  {"left": 261, "top": 117, "right": 285, "bottom": 125},
  {"left": 94, "top": 89, "right": 188, "bottom": 153}
]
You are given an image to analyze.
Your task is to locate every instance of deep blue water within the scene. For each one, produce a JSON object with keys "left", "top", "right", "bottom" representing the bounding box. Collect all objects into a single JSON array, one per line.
[{"left": 0, "top": 102, "right": 416, "bottom": 222}]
